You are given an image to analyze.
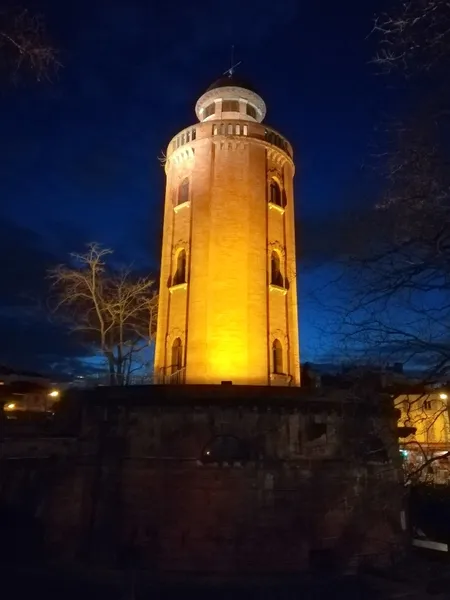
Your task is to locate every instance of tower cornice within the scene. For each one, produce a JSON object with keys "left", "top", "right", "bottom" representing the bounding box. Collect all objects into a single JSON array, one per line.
[{"left": 166, "top": 133, "right": 295, "bottom": 175}]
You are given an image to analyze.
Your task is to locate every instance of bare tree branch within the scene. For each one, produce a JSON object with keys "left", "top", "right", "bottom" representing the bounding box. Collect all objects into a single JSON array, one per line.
[
  {"left": 48, "top": 243, "right": 158, "bottom": 385},
  {"left": 0, "top": 8, "right": 60, "bottom": 82},
  {"left": 372, "top": 0, "right": 450, "bottom": 74}
]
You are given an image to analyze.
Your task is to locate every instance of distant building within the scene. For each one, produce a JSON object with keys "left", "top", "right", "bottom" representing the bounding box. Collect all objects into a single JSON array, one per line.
[
  {"left": 0, "top": 365, "right": 49, "bottom": 386},
  {"left": 301, "top": 362, "right": 450, "bottom": 484},
  {"left": 395, "top": 388, "right": 450, "bottom": 485},
  {"left": 304, "top": 361, "right": 412, "bottom": 390},
  {"left": 0, "top": 365, "right": 60, "bottom": 414}
]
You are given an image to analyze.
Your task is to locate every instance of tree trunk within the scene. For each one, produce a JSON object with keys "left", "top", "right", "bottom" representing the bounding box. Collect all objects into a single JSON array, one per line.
[{"left": 105, "top": 352, "right": 117, "bottom": 385}]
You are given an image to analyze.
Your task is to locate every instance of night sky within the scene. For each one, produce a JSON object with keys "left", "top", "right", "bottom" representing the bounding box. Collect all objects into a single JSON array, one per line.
[{"left": 0, "top": 0, "right": 401, "bottom": 375}]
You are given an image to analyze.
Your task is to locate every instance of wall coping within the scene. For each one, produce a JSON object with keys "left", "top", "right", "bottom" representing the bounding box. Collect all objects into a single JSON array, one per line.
[{"left": 65, "top": 385, "right": 394, "bottom": 416}]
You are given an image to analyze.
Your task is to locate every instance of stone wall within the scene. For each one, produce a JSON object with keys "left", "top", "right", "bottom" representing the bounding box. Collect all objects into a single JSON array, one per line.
[{"left": 0, "top": 385, "right": 405, "bottom": 576}]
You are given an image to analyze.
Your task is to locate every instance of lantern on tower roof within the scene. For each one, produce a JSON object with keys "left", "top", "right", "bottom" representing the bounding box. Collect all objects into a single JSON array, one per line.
[{"left": 195, "top": 72, "right": 266, "bottom": 123}]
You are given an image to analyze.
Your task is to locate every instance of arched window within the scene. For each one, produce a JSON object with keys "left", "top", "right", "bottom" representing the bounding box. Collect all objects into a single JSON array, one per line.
[
  {"left": 236, "top": 124, "right": 241, "bottom": 135},
  {"left": 270, "top": 180, "right": 282, "bottom": 206},
  {"left": 272, "top": 339, "right": 283, "bottom": 374},
  {"left": 178, "top": 178, "right": 189, "bottom": 205},
  {"left": 173, "top": 249, "right": 186, "bottom": 285},
  {"left": 227, "top": 123, "right": 233, "bottom": 135},
  {"left": 171, "top": 338, "right": 183, "bottom": 374},
  {"left": 271, "top": 251, "right": 283, "bottom": 287}
]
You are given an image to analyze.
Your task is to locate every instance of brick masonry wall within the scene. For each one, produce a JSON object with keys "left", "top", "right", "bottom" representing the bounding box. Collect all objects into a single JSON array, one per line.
[
  {"left": 155, "top": 118, "right": 300, "bottom": 386},
  {"left": 0, "top": 388, "right": 405, "bottom": 575}
]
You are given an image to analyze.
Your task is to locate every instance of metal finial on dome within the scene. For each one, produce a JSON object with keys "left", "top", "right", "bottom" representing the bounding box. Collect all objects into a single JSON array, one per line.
[
  {"left": 223, "top": 61, "right": 242, "bottom": 77},
  {"left": 223, "top": 45, "right": 242, "bottom": 78}
]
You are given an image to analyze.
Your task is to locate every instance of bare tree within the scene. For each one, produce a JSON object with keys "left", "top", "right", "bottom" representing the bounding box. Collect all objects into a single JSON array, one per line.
[
  {"left": 337, "top": 124, "right": 450, "bottom": 365},
  {"left": 317, "top": 115, "right": 450, "bottom": 486},
  {"left": 49, "top": 243, "right": 158, "bottom": 385},
  {"left": 372, "top": 0, "right": 450, "bottom": 74},
  {"left": 305, "top": 2, "right": 450, "bottom": 487},
  {"left": 320, "top": 2, "right": 449, "bottom": 374},
  {"left": 0, "top": 7, "right": 59, "bottom": 81}
]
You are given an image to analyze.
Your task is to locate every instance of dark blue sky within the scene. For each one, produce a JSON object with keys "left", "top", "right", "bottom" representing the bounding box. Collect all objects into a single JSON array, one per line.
[{"left": 0, "top": 0, "right": 401, "bottom": 374}]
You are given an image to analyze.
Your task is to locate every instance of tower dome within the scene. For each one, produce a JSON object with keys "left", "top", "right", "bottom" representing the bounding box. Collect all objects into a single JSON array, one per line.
[
  {"left": 195, "top": 73, "right": 266, "bottom": 123},
  {"left": 206, "top": 74, "right": 258, "bottom": 94}
]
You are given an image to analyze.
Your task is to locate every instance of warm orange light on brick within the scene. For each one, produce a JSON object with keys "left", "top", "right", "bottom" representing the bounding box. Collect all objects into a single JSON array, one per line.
[{"left": 154, "top": 79, "right": 300, "bottom": 386}]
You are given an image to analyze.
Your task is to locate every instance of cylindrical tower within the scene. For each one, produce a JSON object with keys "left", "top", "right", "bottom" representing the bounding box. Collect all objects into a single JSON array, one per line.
[{"left": 154, "top": 74, "right": 300, "bottom": 386}]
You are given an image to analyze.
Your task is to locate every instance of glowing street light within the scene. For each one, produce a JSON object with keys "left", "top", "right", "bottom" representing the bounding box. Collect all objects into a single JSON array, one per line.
[
  {"left": 5, "top": 402, "right": 16, "bottom": 410},
  {"left": 439, "top": 393, "right": 448, "bottom": 400},
  {"left": 48, "top": 390, "right": 59, "bottom": 398}
]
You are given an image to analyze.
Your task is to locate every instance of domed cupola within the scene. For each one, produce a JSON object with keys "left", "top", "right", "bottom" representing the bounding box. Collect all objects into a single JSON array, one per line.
[{"left": 195, "top": 73, "right": 266, "bottom": 123}]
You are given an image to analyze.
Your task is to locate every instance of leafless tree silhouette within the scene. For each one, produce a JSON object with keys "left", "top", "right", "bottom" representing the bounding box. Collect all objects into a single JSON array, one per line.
[
  {"left": 0, "top": 7, "right": 59, "bottom": 82},
  {"left": 49, "top": 243, "right": 158, "bottom": 385},
  {"left": 372, "top": 0, "right": 450, "bottom": 74}
]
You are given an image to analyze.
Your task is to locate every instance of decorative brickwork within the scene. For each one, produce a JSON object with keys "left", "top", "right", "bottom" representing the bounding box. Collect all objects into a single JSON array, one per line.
[{"left": 155, "top": 79, "right": 300, "bottom": 385}]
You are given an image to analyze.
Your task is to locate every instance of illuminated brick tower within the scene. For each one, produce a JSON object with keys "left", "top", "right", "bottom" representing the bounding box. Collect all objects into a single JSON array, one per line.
[{"left": 154, "top": 74, "right": 300, "bottom": 385}]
